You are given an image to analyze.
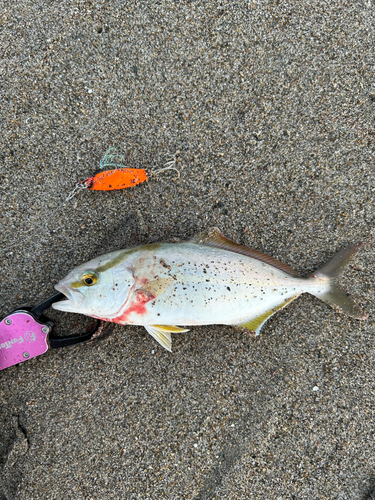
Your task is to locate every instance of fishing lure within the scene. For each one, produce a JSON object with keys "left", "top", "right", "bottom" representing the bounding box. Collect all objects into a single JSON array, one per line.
[
  {"left": 82, "top": 167, "right": 148, "bottom": 191},
  {"left": 66, "top": 148, "right": 179, "bottom": 200}
]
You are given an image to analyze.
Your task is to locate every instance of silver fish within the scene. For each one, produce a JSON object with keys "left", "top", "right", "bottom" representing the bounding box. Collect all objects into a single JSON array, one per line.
[{"left": 53, "top": 228, "right": 367, "bottom": 351}]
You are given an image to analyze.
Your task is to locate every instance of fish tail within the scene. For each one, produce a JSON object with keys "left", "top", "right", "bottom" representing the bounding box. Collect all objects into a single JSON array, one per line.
[{"left": 310, "top": 243, "right": 368, "bottom": 320}]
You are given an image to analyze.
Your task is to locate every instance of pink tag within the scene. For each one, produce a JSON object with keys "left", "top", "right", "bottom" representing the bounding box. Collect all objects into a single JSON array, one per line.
[{"left": 0, "top": 312, "right": 50, "bottom": 370}]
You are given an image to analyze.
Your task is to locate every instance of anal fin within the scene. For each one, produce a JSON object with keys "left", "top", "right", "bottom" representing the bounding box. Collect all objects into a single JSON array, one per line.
[
  {"left": 144, "top": 325, "right": 189, "bottom": 352},
  {"left": 238, "top": 296, "right": 298, "bottom": 335}
]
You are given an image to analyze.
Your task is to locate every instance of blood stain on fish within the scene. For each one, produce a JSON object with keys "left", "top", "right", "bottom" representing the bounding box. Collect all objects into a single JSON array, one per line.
[{"left": 114, "top": 290, "right": 156, "bottom": 324}]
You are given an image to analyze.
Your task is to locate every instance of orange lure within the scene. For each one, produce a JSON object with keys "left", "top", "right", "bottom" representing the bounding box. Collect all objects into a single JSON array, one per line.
[
  {"left": 85, "top": 168, "right": 148, "bottom": 191},
  {"left": 66, "top": 148, "right": 179, "bottom": 201}
]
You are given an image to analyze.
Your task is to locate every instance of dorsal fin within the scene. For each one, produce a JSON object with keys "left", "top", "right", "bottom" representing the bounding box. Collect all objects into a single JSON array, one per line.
[{"left": 189, "top": 227, "right": 300, "bottom": 277}]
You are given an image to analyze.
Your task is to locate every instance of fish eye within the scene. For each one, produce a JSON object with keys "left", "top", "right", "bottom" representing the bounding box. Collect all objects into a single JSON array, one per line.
[{"left": 81, "top": 272, "right": 98, "bottom": 286}]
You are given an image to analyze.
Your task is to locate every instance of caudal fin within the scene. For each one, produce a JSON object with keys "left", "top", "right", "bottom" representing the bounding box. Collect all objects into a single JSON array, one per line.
[{"left": 311, "top": 243, "right": 368, "bottom": 320}]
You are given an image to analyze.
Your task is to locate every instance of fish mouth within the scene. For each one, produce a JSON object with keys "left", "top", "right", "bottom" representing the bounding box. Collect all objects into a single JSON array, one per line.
[{"left": 52, "top": 284, "right": 84, "bottom": 312}]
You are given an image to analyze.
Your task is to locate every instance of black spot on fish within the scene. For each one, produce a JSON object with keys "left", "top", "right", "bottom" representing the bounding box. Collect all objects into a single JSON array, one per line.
[
  {"left": 227, "top": 286, "right": 231, "bottom": 291},
  {"left": 160, "top": 259, "right": 171, "bottom": 270}
]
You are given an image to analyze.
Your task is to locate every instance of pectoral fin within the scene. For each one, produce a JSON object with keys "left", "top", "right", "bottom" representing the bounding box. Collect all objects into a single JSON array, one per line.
[
  {"left": 138, "top": 278, "right": 174, "bottom": 297},
  {"left": 144, "top": 325, "right": 190, "bottom": 352},
  {"left": 238, "top": 296, "right": 298, "bottom": 335}
]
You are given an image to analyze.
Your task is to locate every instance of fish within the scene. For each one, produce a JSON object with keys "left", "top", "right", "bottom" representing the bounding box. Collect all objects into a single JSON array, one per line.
[{"left": 52, "top": 228, "right": 368, "bottom": 351}]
